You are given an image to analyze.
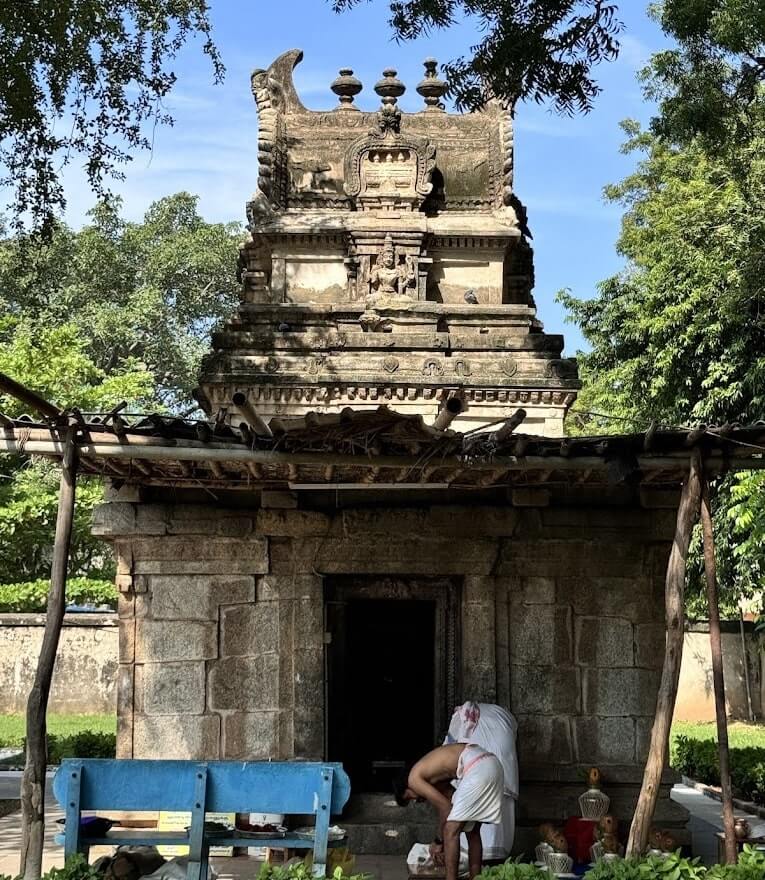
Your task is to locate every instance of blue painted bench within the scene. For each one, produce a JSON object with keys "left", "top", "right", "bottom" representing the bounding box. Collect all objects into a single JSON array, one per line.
[{"left": 53, "top": 759, "right": 351, "bottom": 880}]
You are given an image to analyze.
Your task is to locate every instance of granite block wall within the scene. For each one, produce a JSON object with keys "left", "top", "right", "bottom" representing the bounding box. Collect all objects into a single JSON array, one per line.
[{"left": 93, "top": 497, "right": 687, "bottom": 843}]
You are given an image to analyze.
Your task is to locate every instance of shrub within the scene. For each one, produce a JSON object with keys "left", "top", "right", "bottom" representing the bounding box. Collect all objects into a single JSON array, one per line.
[
  {"left": 1, "top": 853, "right": 103, "bottom": 880},
  {"left": 258, "top": 865, "right": 369, "bottom": 880},
  {"left": 477, "top": 860, "right": 549, "bottom": 880},
  {"left": 671, "top": 735, "right": 765, "bottom": 804},
  {"left": 708, "top": 845, "right": 765, "bottom": 879},
  {"left": 0, "top": 578, "right": 116, "bottom": 612},
  {"left": 582, "top": 850, "right": 765, "bottom": 880},
  {"left": 46, "top": 730, "right": 116, "bottom": 763}
]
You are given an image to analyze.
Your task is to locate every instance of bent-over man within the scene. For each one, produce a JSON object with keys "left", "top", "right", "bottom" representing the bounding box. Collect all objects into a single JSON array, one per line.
[{"left": 394, "top": 742, "right": 503, "bottom": 880}]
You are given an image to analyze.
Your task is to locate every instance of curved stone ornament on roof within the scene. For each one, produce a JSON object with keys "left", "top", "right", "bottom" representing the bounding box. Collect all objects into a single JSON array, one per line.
[{"left": 246, "top": 49, "right": 510, "bottom": 214}]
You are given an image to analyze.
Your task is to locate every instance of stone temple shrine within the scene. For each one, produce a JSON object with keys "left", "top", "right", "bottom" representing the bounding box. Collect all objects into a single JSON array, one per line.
[{"left": 85, "top": 51, "right": 693, "bottom": 852}]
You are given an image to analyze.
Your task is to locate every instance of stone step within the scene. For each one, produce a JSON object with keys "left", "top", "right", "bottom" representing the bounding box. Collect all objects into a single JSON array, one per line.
[
  {"left": 344, "top": 821, "right": 437, "bottom": 856},
  {"left": 342, "top": 793, "right": 435, "bottom": 823}
]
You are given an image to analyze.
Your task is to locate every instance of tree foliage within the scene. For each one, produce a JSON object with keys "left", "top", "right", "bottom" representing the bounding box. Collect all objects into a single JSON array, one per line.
[
  {"left": 0, "top": 0, "right": 222, "bottom": 236},
  {"left": 559, "top": 7, "right": 765, "bottom": 617},
  {"left": 0, "top": 192, "right": 241, "bottom": 411},
  {"left": 559, "top": 121, "right": 765, "bottom": 430},
  {"left": 0, "top": 192, "right": 240, "bottom": 584},
  {"left": 331, "top": 0, "right": 622, "bottom": 113},
  {"left": 647, "top": 0, "right": 765, "bottom": 149}
]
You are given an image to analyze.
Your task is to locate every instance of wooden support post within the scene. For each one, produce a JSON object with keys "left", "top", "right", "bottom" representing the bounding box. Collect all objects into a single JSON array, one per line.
[
  {"left": 626, "top": 449, "right": 702, "bottom": 857},
  {"left": 20, "top": 424, "right": 78, "bottom": 879},
  {"left": 700, "top": 471, "right": 737, "bottom": 864}
]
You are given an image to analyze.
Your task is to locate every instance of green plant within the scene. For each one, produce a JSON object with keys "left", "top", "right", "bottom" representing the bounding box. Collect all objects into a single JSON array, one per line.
[
  {"left": 671, "top": 735, "right": 765, "bottom": 804},
  {"left": 708, "top": 845, "right": 765, "bottom": 879},
  {"left": 46, "top": 731, "right": 116, "bottom": 763},
  {"left": 0, "top": 578, "right": 117, "bottom": 613},
  {"left": 584, "top": 852, "right": 706, "bottom": 880},
  {"left": 258, "top": 866, "right": 370, "bottom": 880},
  {"left": 477, "top": 858, "right": 549, "bottom": 880},
  {"left": 47, "top": 854, "right": 104, "bottom": 880},
  {"left": 584, "top": 858, "right": 646, "bottom": 880},
  {"left": 0, "top": 854, "right": 104, "bottom": 880}
]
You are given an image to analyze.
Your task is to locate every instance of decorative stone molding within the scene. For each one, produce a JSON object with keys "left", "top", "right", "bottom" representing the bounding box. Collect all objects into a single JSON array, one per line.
[{"left": 343, "top": 94, "right": 436, "bottom": 212}]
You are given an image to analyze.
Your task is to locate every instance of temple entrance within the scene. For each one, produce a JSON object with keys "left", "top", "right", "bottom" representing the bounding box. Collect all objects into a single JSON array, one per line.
[{"left": 325, "top": 577, "right": 460, "bottom": 793}]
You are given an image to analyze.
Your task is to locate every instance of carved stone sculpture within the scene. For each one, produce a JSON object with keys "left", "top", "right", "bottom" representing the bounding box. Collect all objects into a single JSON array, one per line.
[{"left": 368, "top": 234, "right": 416, "bottom": 301}]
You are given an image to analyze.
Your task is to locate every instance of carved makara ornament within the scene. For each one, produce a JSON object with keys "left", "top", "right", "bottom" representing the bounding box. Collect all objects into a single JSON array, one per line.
[{"left": 369, "top": 233, "right": 416, "bottom": 300}]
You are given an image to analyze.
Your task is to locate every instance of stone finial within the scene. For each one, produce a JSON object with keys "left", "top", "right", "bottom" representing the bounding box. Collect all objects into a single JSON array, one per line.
[
  {"left": 331, "top": 68, "right": 362, "bottom": 110},
  {"left": 417, "top": 58, "right": 447, "bottom": 111},
  {"left": 374, "top": 68, "right": 406, "bottom": 106}
]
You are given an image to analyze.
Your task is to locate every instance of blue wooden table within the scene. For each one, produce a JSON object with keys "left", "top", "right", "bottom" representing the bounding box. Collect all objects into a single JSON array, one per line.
[{"left": 53, "top": 759, "right": 352, "bottom": 880}]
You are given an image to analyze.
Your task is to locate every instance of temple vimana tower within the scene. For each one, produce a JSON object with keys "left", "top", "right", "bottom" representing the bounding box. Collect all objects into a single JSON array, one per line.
[
  {"left": 198, "top": 49, "right": 579, "bottom": 434},
  {"left": 99, "top": 50, "right": 688, "bottom": 856}
]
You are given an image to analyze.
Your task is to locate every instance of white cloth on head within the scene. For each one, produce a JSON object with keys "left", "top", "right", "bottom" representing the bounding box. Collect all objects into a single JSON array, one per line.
[
  {"left": 445, "top": 702, "right": 518, "bottom": 859},
  {"left": 447, "top": 744, "right": 504, "bottom": 826}
]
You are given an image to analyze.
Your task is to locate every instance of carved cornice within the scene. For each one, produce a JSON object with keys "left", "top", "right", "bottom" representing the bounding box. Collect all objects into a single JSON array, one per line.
[{"left": 204, "top": 382, "right": 578, "bottom": 408}]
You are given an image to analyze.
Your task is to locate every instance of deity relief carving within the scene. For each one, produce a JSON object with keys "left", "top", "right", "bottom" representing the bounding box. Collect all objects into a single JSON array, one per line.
[
  {"left": 368, "top": 234, "right": 416, "bottom": 300},
  {"left": 423, "top": 358, "right": 444, "bottom": 377},
  {"left": 454, "top": 359, "right": 472, "bottom": 377}
]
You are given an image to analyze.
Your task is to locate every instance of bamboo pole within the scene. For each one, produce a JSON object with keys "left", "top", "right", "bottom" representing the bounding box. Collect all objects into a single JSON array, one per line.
[
  {"left": 0, "top": 372, "right": 62, "bottom": 419},
  {"left": 20, "top": 424, "right": 78, "bottom": 880},
  {"left": 626, "top": 448, "right": 702, "bottom": 857},
  {"left": 700, "top": 472, "right": 737, "bottom": 864}
]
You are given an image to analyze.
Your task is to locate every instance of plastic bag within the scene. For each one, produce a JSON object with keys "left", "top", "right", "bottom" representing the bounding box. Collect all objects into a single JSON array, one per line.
[{"left": 143, "top": 857, "right": 217, "bottom": 880}]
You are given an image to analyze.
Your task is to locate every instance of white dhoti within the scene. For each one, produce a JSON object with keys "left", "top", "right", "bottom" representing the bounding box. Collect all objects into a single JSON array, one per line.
[
  {"left": 445, "top": 702, "right": 519, "bottom": 859},
  {"left": 448, "top": 745, "right": 504, "bottom": 827}
]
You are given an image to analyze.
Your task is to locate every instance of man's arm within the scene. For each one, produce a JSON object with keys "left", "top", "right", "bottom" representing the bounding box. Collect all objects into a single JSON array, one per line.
[{"left": 408, "top": 770, "right": 453, "bottom": 819}]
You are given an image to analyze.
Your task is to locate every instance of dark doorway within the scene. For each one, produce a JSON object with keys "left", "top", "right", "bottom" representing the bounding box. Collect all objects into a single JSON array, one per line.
[{"left": 326, "top": 578, "right": 461, "bottom": 794}]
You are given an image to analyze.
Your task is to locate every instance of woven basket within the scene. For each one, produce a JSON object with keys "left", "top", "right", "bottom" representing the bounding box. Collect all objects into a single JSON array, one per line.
[
  {"left": 579, "top": 788, "right": 610, "bottom": 820},
  {"left": 544, "top": 852, "right": 573, "bottom": 874}
]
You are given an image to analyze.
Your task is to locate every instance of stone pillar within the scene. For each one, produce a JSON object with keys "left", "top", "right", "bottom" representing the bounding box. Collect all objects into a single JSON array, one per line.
[{"left": 254, "top": 509, "right": 332, "bottom": 759}]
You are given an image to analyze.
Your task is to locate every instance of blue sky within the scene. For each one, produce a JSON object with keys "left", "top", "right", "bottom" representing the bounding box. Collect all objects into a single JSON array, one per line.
[{"left": 61, "top": 1, "right": 670, "bottom": 355}]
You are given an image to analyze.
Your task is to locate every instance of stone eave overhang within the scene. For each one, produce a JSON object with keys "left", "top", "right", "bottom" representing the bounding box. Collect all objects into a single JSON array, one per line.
[
  {"left": 252, "top": 212, "right": 521, "bottom": 240},
  {"left": 2, "top": 410, "right": 763, "bottom": 493}
]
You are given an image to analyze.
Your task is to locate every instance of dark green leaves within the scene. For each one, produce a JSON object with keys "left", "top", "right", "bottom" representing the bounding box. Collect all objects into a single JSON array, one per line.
[
  {"left": 330, "top": 0, "right": 622, "bottom": 113},
  {"left": 0, "top": 1, "right": 223, "bottom": 236}
]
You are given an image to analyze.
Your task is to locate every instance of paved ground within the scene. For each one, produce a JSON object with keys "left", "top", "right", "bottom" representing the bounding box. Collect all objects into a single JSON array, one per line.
[
  {"left": 670, "top": 782, "right": 763, "bottom": 866},
  {"left": 0, "top": 775, "right": 758, "bottom": 877}
]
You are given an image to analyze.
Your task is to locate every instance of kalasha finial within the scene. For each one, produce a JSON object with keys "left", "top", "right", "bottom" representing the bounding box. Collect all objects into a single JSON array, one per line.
[
  {"left": 417, "top": 58, "right": 447, "bottom": 111},
  {"left": 331, "top": 68, "right": 362, "bottom": 110},
  {"left": 374, "top": 68, "right": 406, "bottom": 106}
]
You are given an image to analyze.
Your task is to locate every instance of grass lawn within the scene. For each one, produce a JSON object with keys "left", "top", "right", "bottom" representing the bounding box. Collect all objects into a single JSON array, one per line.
[
  {"left": 672, "top": 720, "right": 765, "bottom": 749},
  {"left": 0, "top": 713, "right": 116, "bottom": 748}
]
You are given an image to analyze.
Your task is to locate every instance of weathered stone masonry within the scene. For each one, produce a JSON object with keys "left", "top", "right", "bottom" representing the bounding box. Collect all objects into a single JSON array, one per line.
[{"left": 95, "top": 496, "right": 685, "bottom": 845}]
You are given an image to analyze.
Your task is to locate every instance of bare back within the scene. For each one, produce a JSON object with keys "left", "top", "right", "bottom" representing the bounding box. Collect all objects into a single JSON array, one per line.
[{"left": 409, "top": 743, "right": 466, "bottom": 788}]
